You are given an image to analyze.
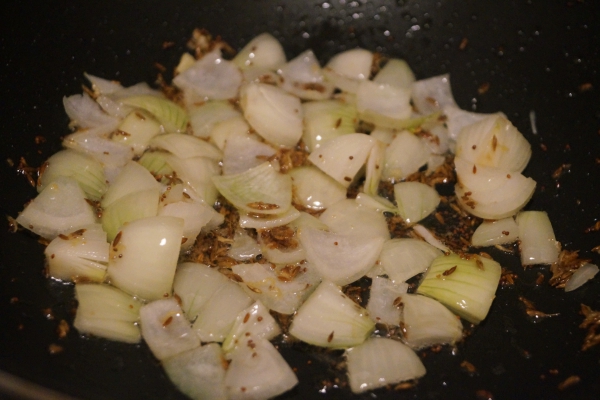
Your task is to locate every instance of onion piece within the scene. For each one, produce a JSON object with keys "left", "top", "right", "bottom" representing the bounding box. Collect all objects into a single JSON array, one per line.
[
  {"left": 101, "top": 188, "right": 160, "bottom": 241},
  {"left": 121, "top": 95, "right": 188, "bottom": 133},
  {"left": 173, "top": 50, "right": 242, "bottom": 100},
  {"left": 354, "top": 193, "right": 397, "bottom": 215},
  {"left": 379, "top": 238, "right": 443, "bottom": 283},
  {"left": 301, "top": 99, "right": 358, "bottom": 152},
  {"left": 188, "top": 100, "right": 241, "bottom": 139},
  {"left": 289, "top": 166, "right": 347, "bottom": 211},
  {"left": 16, "top": 176, "right": 96, "bottom": 240},
  {"left": 345, "top": 337, "right": 426, "bottom": 394},
  {"left": 394, "top": 181, "right": 441, "bottom": 224},
  {"left": 239, "top": 207, "right": 301, "bottom": 230},
  {"left": 233, "top": 33, "right": 286, "bottom": 70},
  {"left": 308, "top": 133, "right": 376, "bottom": 187},
  {"left": 222, "top": 300, "right": 282, "bottom": 354},
  {"left": 150, "top": 133, "right": 223, "bottom": 161},
  {"left": 159, "top": 201, "right": 217, "bottom": 249},
  {"left": 139, "top": 298, "right": 200, "bottom": 361},
  {"left": 363, "top": 140, "right": 386, "bottom": 196},
  {"left": 73, "top": 283, "right": 142, "bottom": 343},
  {"left": 412, "top": 224, "right": 450, "bottom": 253},
  {"left": 162, "top": 343, "right": 227, "bottom": 400},
  {"left": 400, "top": 293, "right": 463, "bottom": 349},
  {"left": 240, "top": 82, "right": 303, "bottom": 148},
  {"left": 442, "top": 105, "right": 497, "bottom": 141},
  {"left": 278, "top": 49, "right": 335, "bottom": 100},
  {"left": 565, "top": 263, "right": 599, "bottom": 292},
  {"left": 471, "top": 217, "right": 519, "bottom": 247},
  {"left": 210, "top": 116, "right": 251, "bottom": 151},
  {"left": 224, "top": 337, "right": 298, "bottom": 400},
  {"left": 516, "top": 211, "right": 560, "bottom": 265},
  {"left": 84, "top": 73, "right": 123, "bottom": 96},
  {"left": 411, "top": 74, "right": 457, "bottom": 114},
  {"left": 113, "top": 110, "right": 162, "bottom": 156},
  {"left": 289, "top": 281, "right": 375, "bottom": 348},
  {"left": 417, "top": 253, "right": 502, "bottom": 324},
  {"left": 382, "top": 131, "right": 429, "bottom": 181},
  {"left": 374, "top": 58, "right": 415, "bottom": 88},
  {"left": 101, "top": 161, "right": 160, "bottom": 208},
  {"left": 319, "top": 199, "right": 390, "bottom": 241},
  {"left": 107, "top": 216, "right": 183, "bottom": 301},
  {"left": 222, "top": 132, "right": 277, "bottom": 175},
  {"left": 356, "top": 80, "right": 412, "bottom": 122},
  {"left": 165, "top": 155, "right": 221, "bottom": 205},
  {"left": 63, "top": 93, "right": 120, "bottom": 129},
  {"left": 212, "top": 161, "right": 292, "bottom": 215},
  {"left": 44, "top": 224, "right": 108, "bottom": 282},
  {"left": 228, "top": 229, "right": 262, "bottom": 262},
  {"left": 322, "top": 49, "right": 373, "bottom": 93},
  {"left": 38, "top": 149, "right": 107, "bottom": 201},
  {"left": 366, "top": 276, "right": 408, "bottom": 326}
]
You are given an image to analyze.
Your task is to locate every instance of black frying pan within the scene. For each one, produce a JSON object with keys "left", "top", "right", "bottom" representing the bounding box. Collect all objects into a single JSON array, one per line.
[{"left": 1, "top": 1, "right": 599, "bottom": 399}]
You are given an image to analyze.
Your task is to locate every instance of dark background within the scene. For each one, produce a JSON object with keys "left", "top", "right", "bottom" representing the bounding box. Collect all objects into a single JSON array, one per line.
[{"left": 1, "top": 1, "right": 599, "bottom": 399}]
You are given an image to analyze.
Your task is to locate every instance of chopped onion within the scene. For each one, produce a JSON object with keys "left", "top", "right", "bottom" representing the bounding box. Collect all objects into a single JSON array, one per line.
[
  {"left": 139, "top": 298, "right": 200, "bottom": 360},
  {"left": 301, "top": 99, "right": 357, "bottom": 152},
  {"left": 159, "top": 201, "right": 217, "bottom": 249},
  {"left": 101, "top": 188, "right": 160, "bottom": 241},
  {"left": 400, "top": 293, "right": 463, "bottom": 349},
  {"left": 354, "top": 193, "right": 397, "bottom": 214},
  {"left": 73, "top": 283, "right": 142, "bottom": 343},
  {"left": 363, "top": 140, "right": 385, "bottom": 196},
  {"left": 44, "top": 224, "right": 108, "bottom": 282},
  {"left": 288, "top": 166, "right": 347, "bottom": 211},
  {"left": 107, "top": 216, "right": 183, "bottom": 301},
  {"left": 322, "top": 48, "right": 373, "bottom": 93},
  {"left": 84, "top": 73, "right": 123, "bottom": 96},
  {"left": 228, "top": 229, "right": 262, "bottom": 262},
  {"left": 379, "top": 238, "right": 443, "bottom": 283},
  {"left": 345, "top": 337, "right": 425, "bottom": 394},
  {"left": 209, "top": 115, "right": 251, "bottom": 150},
  {"left": 516, "top": 211, "right": 560, "bottom": 266},
  {"left": 113, "top": 110, "right": 162, "bottom": 156},
  {"left": 394, "top": 181, "right": 441, "bottom": 224},
  {"left": 373, "top": 58, "right": 416, "bottom": 89},
  {"left": 222, "top": 132, "right": 277, "bottom": 175},
  {"left": 417, "top": 253, "right": 502, "bottom": 324},
  {"left": 240, "top": 82, "right": 303, "bottom": 148},
  {"left": 471, "top": 217, "right": 519, "bottom": 247},
  {"left": 222, "top": 300, "right": 281, "bottom": 353},
  {"left": 63, "top": 93, "right": 120, "bottom": 128},
  {"left": 232, "top": 33, "right": 286, "bottom": 70},
  {"left": 121, "top": 95, "right": 188, "bottom": 133},
  {"left": 101, "top": 161, "right": 160, "bottom": 208},
  {"left": 382, "top": 130, "right": 429, "bottom": 181},
  {"left": 212, "top": 161, "right": 292, "bottom": 215},
  {"left": 166, "top": 155, "right": 220, "bottom": 205},
  {"left": 411, "top": 74, "right": 457, "bottom": 115},
  {"left": 150, "top": 133, "right": 223, "bottom": 161},
  {"left": 356, "top": 80, "right": 412, "bottom": 122},
  {"left": 278, "top": 49, "right": 335, "bottom": 100},
  {"left": 224, "top": 337, "right": 298, "bottom": 400},
  {"left": 162, "top": 343, "right": 227, "bottom": 400},
  {"left": 289, "top": 281, "right": 375, "bottom": 348},
  {"left": 239, "top": 207, "right": 300, "bottom": 230},
  {"left": 188, "top": 100, "right": 241, "bottom": 139},
  {"left": 366, "top": 276, "right": 407, "bottom": 326},
  {"left": 442, "top": 106, "right": 496, "bottom": 141},
  {"left": 16, "top": 176, "right": 96, "bottom": 240},
  {"left": 412, "top": 224, "right": 450, "bottom": 253},
  {"left": 319, "top": 199, "right": 390, "bottom": 241},
  {"left": 565, "top": 263, "right": 599, "bottom": 292}
]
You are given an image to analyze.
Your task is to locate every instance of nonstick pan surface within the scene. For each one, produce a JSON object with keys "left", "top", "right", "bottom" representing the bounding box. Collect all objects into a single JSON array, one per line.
[{"left": 1, "top": 1, "right": 599, "bottom": 399}]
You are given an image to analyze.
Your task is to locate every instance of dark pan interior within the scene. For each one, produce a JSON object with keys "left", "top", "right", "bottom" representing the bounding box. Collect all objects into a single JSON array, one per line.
[{"left": 1, "top": 1, "right": 599, "bottom": 399}]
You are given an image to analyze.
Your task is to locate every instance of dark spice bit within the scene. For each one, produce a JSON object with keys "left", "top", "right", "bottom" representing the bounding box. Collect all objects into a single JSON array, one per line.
[
  {"left": 48, "top": 344, "right": 64, "bottom": 355},
  {"left": 327, "top": 331, "right": 334, "bottom": 343},
  {"left": 162, "top": 316, "right": 174, "bottom": 327},
  {"left": 475, "top": 389, "right": 494, "bottom": 400},
  {"left": 394, "top": 381, "right": 415, "bottom": 391},
  {"left": 246, "top": 201, "right": 280, "bottom": 211},
  {"left": 461, "top": 360, "right": 477, "bottom": 374},
  {"left": 443, "top": 265, "right": 457, "bottom": 276},
  {"left": 584, "top": 220, "right": 600, "bottom": 233},
  {"left": 551, "top": 163, "right": 571, "bottom": 180},
  {"left": 549, "top": 249, "right": 590, "bottom": 288},
  {"left": 459, "top": 37, "right": 468, "bottom": 50},
  {"left": 57, "top": 319, "right": 69, "bottom": 339},
  {"left": 478, "top": 82, "right": 490, "bottom": 94},
  {"left": 557, "top": 375, "right": 581, "bottom": 391},
  {"left": 16, "top": 157, "right": 39, "bottom": 187},
  {"left": 519, "top": 296, "right": 559, "bottom": 321},
  {"left": 579, "top": 304, "right": 600, "bottom": 351}
]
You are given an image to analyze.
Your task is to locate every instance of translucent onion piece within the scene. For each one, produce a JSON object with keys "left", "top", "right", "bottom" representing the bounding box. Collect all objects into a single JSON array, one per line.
[
  {"left": 241, "top": 66, "right": 282, "bottom": 85},
  {"left": 228, "top": 229, "right": 262, "bottom": 262},
  {"left": 16, "top": 176, "right": 96, "bottom": 240},
  {"left": 366, "top": 276, "right": 408, "bottom": 326},
  {"left": 224, "top": 338, "right": 298, "bottom": 400},
  {"left": 96, "top": 94, "right": 133, "bottom": 119},
  {"left": 289, "top": 166, "right": 347, "bottom": 211},
  {"left": 400, "top": 293, "right": 463, "bottom": 349},
  {"left": 84, "top": 73, "right": 123, "bottom": 96},
  {"left": 101, "top": 188, "right": 160, "bottom": 241},
  {"left": 258, "top": 237, "right": 306, "bottom": 265},
  {"left": 166, "top": 155, "right": 220, "bottom": 205},
  {"left": 308, "top": 133, "right": 375, "bottom": 187},
  {"left": 45, "top": 224, "right": 108, "bottom": 282},
  {"left": 162, "top": 343, "right": 227, "bottom": 400},
  {"left": 319, "top": 199, "right": 390, "bottom": 242},
  {"left": 420, "top": 119, "right": 451, "bottom": 155},
  {"left": 411, "top": 74, "right": 458, "bottom": 115},
  {"left": 442, "top": 105, "right": 496, "bottom": 141},
  {"left": 346, "top": 337, "right": 426, "bottom": 394},
  {"left": 210, "top": 116, "right": 251, "bottom": 151},
  {"left": 101, "top": 161, "right": 160, "bottom": 208},
  {"left": 173, "top": 50, "right": 242, "bottom": 100},
  {"left": 417, "top": 253, "right": 502, "bottom": 324},
  {"left": 379, "top": 238, "right": 443, "bottom": 283},
  {"left": 289, "top": 281, "right": 375, "bottom": 348},
  {"left": 360, "top": 111, "right": 437, "bottom": 131},
  {"left": 323, "top": 48, "right": 373, "bottom": 93},
  {"left": 62, "top": 124, "right": 132, "bottom": 170},
  {"left": 239, "top": 207, "right": 301, "bottom": 230},
  {"left": 363, "top": 140, "right": 385, "bottom": 196},
  {"left": 172, "top": 262, "right": 230, "bottom": 321},
  {"left": 565, "top": 264, "right": 599, "bottom": 292},
  {"left": 63, "top": 93, "right": 120, "bottom": 128},
  {"left": 212, "top": 161, "right": 292, "bottom": 215},
  {"left": 113, "top": 110, "right": 162, "bottom": 156},
  {"left": 412, "top": 224, "right": 450, "bottom": 253},
  {"left": 298, "top": 227, "right": 384, "bottom": 286},
  {"left": 373, "top": 58, "right": 416, "bottom": 90},
  {"left": 354, "top": 193, "right": 397, "bottom": 214},
  {"left": 159, "top": 201, "right": 217, "bottom": 249},
  {"left": 471, "top": 217, "right": 519, "bottom": 247},
  {"left": 240, "top": 82, "right": 303, "bottom": 148},
  {"left": 455, "top": 160, "right": 536, "bottom": 220},
  {"left": 233, "top": 33, "right": 287, "bottom": 70},
  {"left": 516, "top": 211, "right": 560, "bottom": 265},
  {"left": 222, "top": 132, "right": 277, "bottom": 176},
  {"left": 38, "top": 149, "right": 107, "bottom": 201},
  {"left": 356, "top": 80, "right": 412, "bottom": 121},
  {"left": 192, "top": 279, "right": 253, "bottom": 343},
  {"left": 278, "top": 49, "right": 335, "bottom": 100},
  {"left": 137, "top": 151, "right": 174, "bottom": 181},
  {"left": 107, "top": 216, "right": 183, "bottom": 301},
  {"left": 382, "top": 131, "right": 429, "bottom": 181},
  {"left": 140, "top": 298, "right": 200, "bottom": 361},
  {"left": 188, "top": 100, "right": 241, "bottom": 139},
  {"left": 174, "top": 53, "right": 196, "bottom": 76},
  {"left": 121, "top": 95, "right": 188, "bottom": 133},
  {"left": 394, "top": 181, "right": 441, "bottom": 224},
  {"left": 302, "top": 99, "right": 358, "bottom": 152},
  {"left": 455, "top": 114, "right": 531, "bottom": 173},
  {"left": 222, "top": 300, "right": 281, "bottom": 353},
  {"left": 231, "top": 262, "right": 320, "bottom": 315},
  {"left": 73, "top": 283, "right": 142, "bottom": 343},
  {"left": 150, "top": 133, "right": 223, "bottom": 161}
]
